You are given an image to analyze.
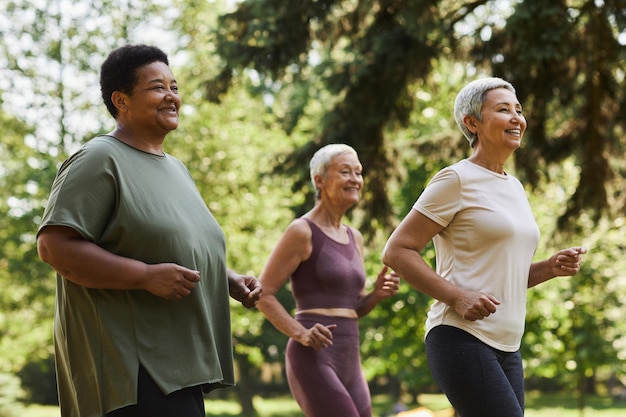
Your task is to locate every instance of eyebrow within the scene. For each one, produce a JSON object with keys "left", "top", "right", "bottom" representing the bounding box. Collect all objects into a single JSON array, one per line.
[
  {"left": 147, "top": 78, "right": 177, "bottom": 84},
  {"left": 495, "top": 101, "right": 522, "bottom": 109}
]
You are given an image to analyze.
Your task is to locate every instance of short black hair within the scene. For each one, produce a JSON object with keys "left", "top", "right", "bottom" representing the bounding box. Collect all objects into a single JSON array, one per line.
[{"left": 100, "top": 44, "right": 170, "bottom": 118}]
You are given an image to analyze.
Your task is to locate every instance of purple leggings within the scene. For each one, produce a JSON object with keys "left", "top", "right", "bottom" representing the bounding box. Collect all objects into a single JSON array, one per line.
[
  {"left": 425, "top": 325, "right": 524, "bottom": 417},
  {"left": 286, "top": 314, "right": 371, "bottom": 417}
]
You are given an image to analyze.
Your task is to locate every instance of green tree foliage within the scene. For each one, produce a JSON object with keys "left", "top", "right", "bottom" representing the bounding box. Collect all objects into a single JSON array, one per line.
[
  {"left": 0, "top": 110, "right": 55, "bottom": 373},
  {"left": 0, "top": 371, "right": 24, "bottom": 417},
  {"left": 0, "top": 0, "right": 161, "bottom": 154}
]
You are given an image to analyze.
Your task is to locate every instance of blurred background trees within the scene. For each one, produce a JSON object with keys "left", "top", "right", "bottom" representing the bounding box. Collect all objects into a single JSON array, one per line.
[{"left": 0, "top": 0, "right": 624, "bottom": 415}]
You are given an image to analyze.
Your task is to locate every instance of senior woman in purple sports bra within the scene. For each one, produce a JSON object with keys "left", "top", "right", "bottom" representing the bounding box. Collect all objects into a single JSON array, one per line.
[{"left": 257, "top": 144, "right": 400, "bottom": 417}]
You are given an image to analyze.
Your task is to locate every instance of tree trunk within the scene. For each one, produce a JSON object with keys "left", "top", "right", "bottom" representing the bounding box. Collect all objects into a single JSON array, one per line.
[{"left": 234, "top": 353, "right": 257, "bottom": 417}]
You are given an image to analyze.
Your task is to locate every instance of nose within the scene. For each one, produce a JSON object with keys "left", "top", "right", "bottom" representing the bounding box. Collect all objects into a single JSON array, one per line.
[
  {"left": 165, "top": 89, "right": 181, "bottom": 104},
  {"left": 511, "top": 113, "right": 526, "bottom": 130}
]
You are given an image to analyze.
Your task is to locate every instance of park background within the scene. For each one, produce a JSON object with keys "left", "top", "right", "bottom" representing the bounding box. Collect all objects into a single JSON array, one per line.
[{"left": 0, "top": 0, "right": 625, "bottom": 416}]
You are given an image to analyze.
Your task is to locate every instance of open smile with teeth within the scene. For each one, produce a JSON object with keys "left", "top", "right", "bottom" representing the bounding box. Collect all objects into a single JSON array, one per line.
[{"left": 506, "top": 129, "right": 521, "bottom": 136}]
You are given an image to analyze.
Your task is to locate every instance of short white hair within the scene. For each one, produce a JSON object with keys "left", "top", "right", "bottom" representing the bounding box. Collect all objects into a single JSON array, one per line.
[
  {"left": 454, "top": 77, "right": 516, "bottom": 147},
  {"left": 310, "top": 144, "right": 358, "bottom": 199}
]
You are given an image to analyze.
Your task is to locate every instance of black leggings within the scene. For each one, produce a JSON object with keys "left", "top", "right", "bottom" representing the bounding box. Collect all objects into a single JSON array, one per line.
[
  {"left": 425, "top": 325, "right": 524, "bottom": 417},
  {"left": 105, "top": 365, "right": 205, "bottom": 417}
]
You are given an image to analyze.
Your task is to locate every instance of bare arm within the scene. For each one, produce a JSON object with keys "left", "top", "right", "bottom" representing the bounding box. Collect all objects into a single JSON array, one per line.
[
  {"left": 351, "top": 228, "right": 400, "bottom": 317},
  {"left": 257, "top": 219, "right": 337, "bottom": 351},
  {"left": 37, "top": 225, "right": 201, "bottom": 300},
  {"left": 382, "top": 209, "right": 500, "bottom": 321},
  {"left": 528, "top": 246, "right": 587, "bottom": 288},
  {"left": 354, "top": 265, "right": 400, "bottom": 317}
]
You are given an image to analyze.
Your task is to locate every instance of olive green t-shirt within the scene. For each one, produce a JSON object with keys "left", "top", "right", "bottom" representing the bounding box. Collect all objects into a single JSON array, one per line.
[{"left": 39, "top": 135, "right": 234, "bottom": 417}]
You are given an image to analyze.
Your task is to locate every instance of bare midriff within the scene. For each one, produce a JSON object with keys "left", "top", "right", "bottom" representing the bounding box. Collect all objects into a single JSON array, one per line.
[{"left": 297, "top": 308, "right": 358, "bottom": 318}]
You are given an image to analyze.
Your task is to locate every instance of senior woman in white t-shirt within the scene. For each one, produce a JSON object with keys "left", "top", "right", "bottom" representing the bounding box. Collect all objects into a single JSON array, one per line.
[{"left": 382, "top": 77, "right": 586, "bottom": 417}]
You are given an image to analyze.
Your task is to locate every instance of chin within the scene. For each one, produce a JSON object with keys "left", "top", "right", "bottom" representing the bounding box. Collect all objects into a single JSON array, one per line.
[{"left": 163, "top": 123, "right": 179, "bottom": 132}]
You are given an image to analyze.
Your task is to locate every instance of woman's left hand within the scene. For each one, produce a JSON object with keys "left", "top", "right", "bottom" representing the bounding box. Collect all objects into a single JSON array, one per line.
[
  {"left": 550, "top": 246, "right": 588, "bottom": 277},
  {"left": 228, "top": 270, "right": 263, "bottom": 308},
  {"left": 373, "top": 265, "right": 400, "bottom": 299}
]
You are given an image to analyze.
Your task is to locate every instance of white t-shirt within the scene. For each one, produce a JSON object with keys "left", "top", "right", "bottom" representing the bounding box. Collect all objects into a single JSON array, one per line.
[{"left": 414, "top": 159, "right": 540, "bottom": 351}]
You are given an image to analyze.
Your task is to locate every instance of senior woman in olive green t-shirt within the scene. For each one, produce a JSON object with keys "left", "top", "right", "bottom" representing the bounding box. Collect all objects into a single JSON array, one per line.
[{"left": 37, "top": 44, "right": 261, "bottom": 417}]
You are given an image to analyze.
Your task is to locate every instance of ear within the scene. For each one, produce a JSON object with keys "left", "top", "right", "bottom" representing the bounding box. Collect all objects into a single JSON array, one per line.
[
  {"left": 313, "top": 173, "right": 325, "bottom": 190},
  {"left": 462, "top": 114, "right": 479, "bottom": 134},
  {"left": 111, "top": 91, "right": 129, "bottom": 113}
]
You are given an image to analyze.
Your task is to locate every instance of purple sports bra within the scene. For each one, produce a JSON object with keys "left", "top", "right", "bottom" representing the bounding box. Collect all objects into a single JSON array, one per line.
[{"left": 290, "top": 218, "right": 366, "bottom": 311}]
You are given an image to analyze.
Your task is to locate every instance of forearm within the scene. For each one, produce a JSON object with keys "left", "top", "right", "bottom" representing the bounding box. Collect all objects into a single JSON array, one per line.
[
  {"left": 257, "top": 294, "right": 307, "bottom": 340},
  {"left": 227, "top": 268, "right": 242, "bottom": 280},
  {"left": 383, "top": 248, "right": 460, "bottom": 306},
  {"left": 38, "top": 236, "right": 149, "bottom": 290},
  {"left": 355, "top": 292, "right": 383, "bottom": 318},
  {"left": 527, "top": 259, "right": 555, "bottom": 288}
]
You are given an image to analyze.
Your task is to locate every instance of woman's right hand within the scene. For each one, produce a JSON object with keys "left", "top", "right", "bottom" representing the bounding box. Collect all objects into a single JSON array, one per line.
[
  {"left": 295, "top": 323, "right": 338, "bottom": 351},
  {"left": 452, "top": 289, "right": 501, "bottom": 321},
  {"left": 144, "top": 263, "right": 201, "bottom": 300}
]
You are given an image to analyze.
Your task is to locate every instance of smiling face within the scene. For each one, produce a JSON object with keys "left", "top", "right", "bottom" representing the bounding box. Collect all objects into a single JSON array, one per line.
[
  {"left": 466, "top": 87, "right": 527, "bottom": 152},
  {"left": 117, "top": 61, "right": 181, "bottom": 135},
  {"left": 316, "top": 151, "right": 363, "bottom": 208}
]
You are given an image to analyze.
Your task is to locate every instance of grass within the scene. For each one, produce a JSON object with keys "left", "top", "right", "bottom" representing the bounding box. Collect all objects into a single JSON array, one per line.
[
  {"left": 16, "top": 393, "right": 626, "bottom": 417},
  {"left": 523, "top": 391, "right": 626, "bottom": 417}
]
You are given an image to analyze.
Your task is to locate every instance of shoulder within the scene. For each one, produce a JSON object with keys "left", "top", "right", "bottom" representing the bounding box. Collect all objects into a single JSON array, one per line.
[
  {"left": 347, "top": 225, "right": 363, "bottom": 241},
  {"left": 347, "top": 225, "right": 364, "bottom": 250},
  {"left": 421, "top": 163, "right": 462, "bottom": 195},
  {"left": 506, "top": 175, "right": 527, "bottom": 198},
  {"left": 54, "top": 136, "right": 114, "bottom": 176},
  {"left": 67, "top": 135, "right": 125, "bottom": 166},
  {"left": 441, "top": 160, "right": 473, "bottom": 177},
  {"left": 429, "top": 162, "right": 463, "bottom": 184},
  {"left": 429, "top": 160, "right": 502, "bottom": 189},
  {"left": 285, "top": 218, "right": 313, "bottom": 240},
  {"left": 81, "top": 135, "right": 121, "bottom": 153},
  {"left": 271, "top": 218, "right": 313, "bottom": 261}
]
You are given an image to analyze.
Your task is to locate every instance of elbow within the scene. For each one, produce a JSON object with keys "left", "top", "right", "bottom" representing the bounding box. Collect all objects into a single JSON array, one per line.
[
  {"left": 381, "top": 242, "right": 395, "bottom": 269},
  {"left": 381, "top": 251, "right": 390, "bottom": 268},
  {"left": 37, "top": 227, "right": 68, "bottom": 269},
  {"left": 37, "top": 234, "right": 54, "bottom": 265}
]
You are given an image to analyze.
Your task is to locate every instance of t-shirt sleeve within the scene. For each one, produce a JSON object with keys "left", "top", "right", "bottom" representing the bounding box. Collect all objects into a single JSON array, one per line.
[
  {"left": 413, "top": 167, "right": 461, "bottom": 228},
  {"left": 38, "top": 142, "right": 117, "bottom": 243}
]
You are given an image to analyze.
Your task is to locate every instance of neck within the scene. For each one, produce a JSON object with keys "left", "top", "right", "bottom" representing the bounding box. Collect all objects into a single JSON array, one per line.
[
  {"left": 468, "top": 150, "right": 510, "bottom": 174},
  {"left": 308, "top": 204, "right": 346, "bottom": 230},
  {"left": 110, "top": 126, "right": 165, "bottom": 156}
]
